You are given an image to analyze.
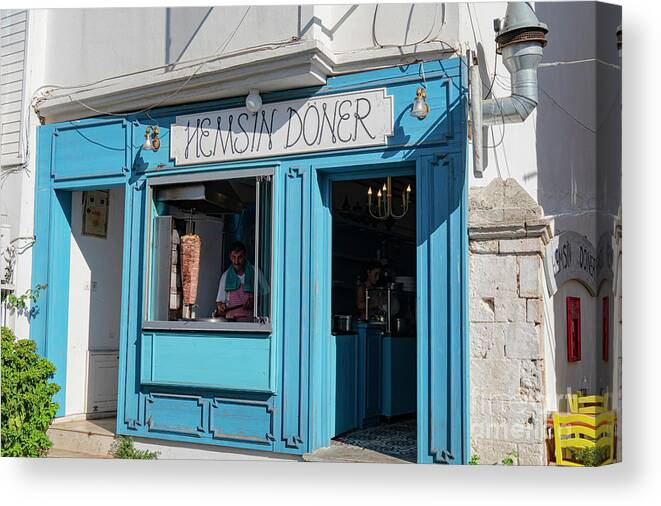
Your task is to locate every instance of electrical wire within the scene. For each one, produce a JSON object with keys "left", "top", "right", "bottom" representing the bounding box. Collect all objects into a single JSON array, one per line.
[
  {"left": 35, "top": 6, "right": 455, "bottom": 121},
  {"left": 539, "top": 86, "right": 621, "bottom": 134},
  {"left": 32, "top": 38, "right": 300, "bottom": 98},
  {"left": 482, "top": 49, "right": 498, "bottom": 100},
  {"left": 419, "top": 61, "right": 427, "bottom": 88},
  {"left": 465, "top": 3, "right": 479, "bottom": 53},
  {"left": 539, "top": 58, "right": 621, "bottom": 71},
  {"left": 372, "top": 3, "right": 441, "bottom": 49},
  {"left": 66, "top": 6, "right": 253, "bottom": 118}
]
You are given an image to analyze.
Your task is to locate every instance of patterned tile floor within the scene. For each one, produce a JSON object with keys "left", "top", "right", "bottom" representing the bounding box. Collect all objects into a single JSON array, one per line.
[{"left": 332, "top": 418, "right": 417, "bottom": 463}]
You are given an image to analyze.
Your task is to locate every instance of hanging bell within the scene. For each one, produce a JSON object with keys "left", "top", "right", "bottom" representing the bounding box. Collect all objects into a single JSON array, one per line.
[{"left": 410, "top": 87, "right": 430, "bottom": 120}]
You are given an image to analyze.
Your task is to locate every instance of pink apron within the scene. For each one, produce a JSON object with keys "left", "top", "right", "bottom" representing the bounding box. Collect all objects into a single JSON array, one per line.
[{"left": 226, "top": 283, "right": 253, "bottom": 322}]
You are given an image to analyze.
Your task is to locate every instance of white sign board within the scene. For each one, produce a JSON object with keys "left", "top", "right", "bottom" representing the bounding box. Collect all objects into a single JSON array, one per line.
[{"left": 170, "top": 89, "right": 394, "bottom": 166}]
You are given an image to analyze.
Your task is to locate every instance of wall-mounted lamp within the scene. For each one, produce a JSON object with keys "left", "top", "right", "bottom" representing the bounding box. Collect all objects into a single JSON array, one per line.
[
  {"left": 410, "top": 87, "right": 429, "bottom": 120},
  {"left": 246, "top": 89, "right": 263, "bottom": 114},
  {"left": 142, "top": 126, "right": 160, "bottom": 152}
]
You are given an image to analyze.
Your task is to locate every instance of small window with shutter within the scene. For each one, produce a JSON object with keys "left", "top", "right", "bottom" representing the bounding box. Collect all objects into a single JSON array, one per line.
[
  {"left": 1, "top": 9, "right": 28, "bottom": 167},
  {"left": 566, "top": 296, "right": 581, "bottom": 362},
  {"left": 602, "top": 296, "right": 609, "bottom": 361}
]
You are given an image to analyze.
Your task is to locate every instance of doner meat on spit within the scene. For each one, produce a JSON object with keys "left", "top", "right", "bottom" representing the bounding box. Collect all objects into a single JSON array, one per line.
[{"left": 180, "top": 234, "right": 201, "bottom": 305}]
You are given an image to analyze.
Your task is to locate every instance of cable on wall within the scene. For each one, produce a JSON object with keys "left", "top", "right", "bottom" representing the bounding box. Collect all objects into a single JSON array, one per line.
[{"left": 65, "top": 6, "right": 253, "bottom": 119}]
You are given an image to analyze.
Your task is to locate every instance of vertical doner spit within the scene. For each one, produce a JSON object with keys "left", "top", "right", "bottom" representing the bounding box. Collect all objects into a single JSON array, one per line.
[{"left": 180, "top": 233, "right": 201, "bottom": 319}]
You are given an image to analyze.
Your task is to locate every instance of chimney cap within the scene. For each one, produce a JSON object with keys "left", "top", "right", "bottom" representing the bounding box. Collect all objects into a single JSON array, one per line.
[
  {"left": 494, "top": 2, "right": 548, "bottom": 53},
  {"left": 495, "top": 2, "right": 548, "bottom": 40}
]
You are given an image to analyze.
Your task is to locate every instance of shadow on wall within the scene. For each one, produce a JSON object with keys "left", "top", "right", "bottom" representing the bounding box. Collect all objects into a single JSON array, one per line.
[
  {"left": 535, "top": 2, "right": 621, "bottom": 402},
  {"left": 535, "top": 1, "right": 621, "bottom": 230}
]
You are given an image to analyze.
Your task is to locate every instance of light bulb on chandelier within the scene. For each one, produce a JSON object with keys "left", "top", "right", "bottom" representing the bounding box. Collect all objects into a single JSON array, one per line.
[{"left": 366, "top": 177, "right": 412, "bottom": 220}]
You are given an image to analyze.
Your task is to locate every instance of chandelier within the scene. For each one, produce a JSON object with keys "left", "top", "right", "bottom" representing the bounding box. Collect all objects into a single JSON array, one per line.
[{"left": 367, "top": 176, "right": 412, "bottom": 220}]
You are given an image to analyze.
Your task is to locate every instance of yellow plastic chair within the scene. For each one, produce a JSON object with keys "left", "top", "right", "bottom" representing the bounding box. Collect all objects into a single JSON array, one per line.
[
  {"left": 567, "top": 390, "right": 609, "bottom": 414},
  {"left": 552, "top": 412, "right": 615, "bottom": 466}
]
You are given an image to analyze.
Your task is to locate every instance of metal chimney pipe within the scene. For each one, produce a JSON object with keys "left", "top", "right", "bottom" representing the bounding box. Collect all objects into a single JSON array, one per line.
[
  {"left": 470, "top": 2, "right": 548, "bottom": 177},
  {"left": 482, "top": 2, "right": 548, "bottom": 126}
]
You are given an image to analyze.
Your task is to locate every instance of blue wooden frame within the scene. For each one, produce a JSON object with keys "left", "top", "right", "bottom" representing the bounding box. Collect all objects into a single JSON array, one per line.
[{"left": 30, "top": 58, "right": 469, "bottom": 463}]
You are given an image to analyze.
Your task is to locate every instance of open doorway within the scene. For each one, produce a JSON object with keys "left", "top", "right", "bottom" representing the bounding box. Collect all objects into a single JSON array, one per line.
[
  {"left": 329, "top": 173, "right": 417, "bottom": 462},
  {"left": 65, "top": 186, "right": 125, "bottom": 419}
]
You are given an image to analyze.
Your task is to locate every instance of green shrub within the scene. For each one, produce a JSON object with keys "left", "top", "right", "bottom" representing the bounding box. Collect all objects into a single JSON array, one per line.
[
  {"left": 110, "top": 436, "right": 159, "bottom": 459},
  {"left": 569, "top": 446, "right": 608, "bottom": 466},
  {"left": 468, "top": 454, "right": 480, "bottom": 465},
  {"left": 501, "top": 449, "right": 518, "bottom": 465},
  {"left": 1, "top": 326, "right": 60, "bottom": 457}
]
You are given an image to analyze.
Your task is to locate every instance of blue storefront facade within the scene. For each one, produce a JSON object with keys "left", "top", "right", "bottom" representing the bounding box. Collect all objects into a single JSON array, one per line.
[{"left": 30, "top": 58, "right": 469, "bottom": 464}]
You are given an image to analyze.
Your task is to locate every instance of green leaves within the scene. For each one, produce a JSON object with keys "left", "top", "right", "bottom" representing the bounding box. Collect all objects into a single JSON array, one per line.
[
  {"left": 569, "top": 446, "right": 607, "bottom": 466},
  {"left": 1, "top": 284, "right": 47, "bottom": 319},
  {"left": 110, "top": 436, "right": 159, "bottom": 459},
  {"left": 501, "top": 449, "right": 518, "bottom": 466},
  {"left": 1, "top": 326, "right": 60, "bottom": 457}
]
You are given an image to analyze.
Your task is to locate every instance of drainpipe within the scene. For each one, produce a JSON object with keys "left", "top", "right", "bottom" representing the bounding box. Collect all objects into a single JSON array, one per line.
[{"left": 470, "top": 2, "right": 548, "bottom": 177}]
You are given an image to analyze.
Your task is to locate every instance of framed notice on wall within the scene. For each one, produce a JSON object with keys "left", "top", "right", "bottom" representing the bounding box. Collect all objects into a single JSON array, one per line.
[{"left": 82, "top": 190, "right": 109, "bottom": 238}]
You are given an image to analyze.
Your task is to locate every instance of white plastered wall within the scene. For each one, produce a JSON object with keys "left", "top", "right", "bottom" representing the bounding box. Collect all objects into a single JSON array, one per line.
[{"left": 65, "top": 187, "right": 124, "bottom": 416}]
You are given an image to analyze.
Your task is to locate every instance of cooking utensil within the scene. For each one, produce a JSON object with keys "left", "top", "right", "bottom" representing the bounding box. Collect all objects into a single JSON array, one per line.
[
  {"left": 333, "top": 314, "right": 353, "bottom": 333},
  {"left": 370, "top": 313, "right": 386, "bottom": 323},
  {"left": 210, "top": 302, "right": 251, "bottom": 321}
]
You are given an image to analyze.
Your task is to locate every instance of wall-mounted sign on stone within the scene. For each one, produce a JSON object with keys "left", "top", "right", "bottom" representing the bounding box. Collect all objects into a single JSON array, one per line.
[
  {"left": 170, "top": 89, "right": 394, "bottom": 166},
  {"left": 544, "top": 231, "right": 614, "bottom": 296}
]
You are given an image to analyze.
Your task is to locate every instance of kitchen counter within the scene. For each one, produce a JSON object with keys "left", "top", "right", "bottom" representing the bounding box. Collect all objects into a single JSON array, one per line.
[{"left": 330, "top": 322, "right": 415, "bottom": 438}]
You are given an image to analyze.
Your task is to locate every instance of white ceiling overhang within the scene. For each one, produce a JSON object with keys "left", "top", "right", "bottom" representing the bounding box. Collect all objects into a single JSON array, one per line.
[{"left": 36, "top": 39, "right": 457, "bottom": 123}]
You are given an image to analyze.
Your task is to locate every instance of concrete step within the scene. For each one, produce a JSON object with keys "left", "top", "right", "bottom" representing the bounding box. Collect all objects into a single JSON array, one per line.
[
  {"left": 47, "top": 448, "right": 112, "bottom": 459},
  {"left": 303, "top": 442, "right": 412, "bottom": 464},
  {"left": 47, "top": 417, "right": 116, "bottom": 458}
]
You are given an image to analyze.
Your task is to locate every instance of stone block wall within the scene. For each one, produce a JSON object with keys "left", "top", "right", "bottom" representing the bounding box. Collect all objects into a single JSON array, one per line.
[{"left": 468, "top": 178, "right": 552, "bottom": 465}]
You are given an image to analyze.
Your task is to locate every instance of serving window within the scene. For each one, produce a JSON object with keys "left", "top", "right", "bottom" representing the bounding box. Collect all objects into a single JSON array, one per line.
[{"left": 143, "top": 168, "right": 273, "bottom": 331}]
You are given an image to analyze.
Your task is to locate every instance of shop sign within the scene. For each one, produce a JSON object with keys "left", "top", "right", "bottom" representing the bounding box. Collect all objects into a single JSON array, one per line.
[
  {"left": 170, "top": 89, "right": 394, "bottom": 166},
  {"left": 544, "top": 231, "right": 614, "bottom": 296}
]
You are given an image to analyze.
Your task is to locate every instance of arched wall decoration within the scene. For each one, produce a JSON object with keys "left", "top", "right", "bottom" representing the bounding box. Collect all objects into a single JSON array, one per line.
[{"left": 544, "top": 231, "right": 614, "bottom": 297}]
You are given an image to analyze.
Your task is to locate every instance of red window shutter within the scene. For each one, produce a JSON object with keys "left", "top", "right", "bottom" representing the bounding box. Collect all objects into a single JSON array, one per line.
[
  {"left": 602, "top": 296, "right": 609, "bottom": 361},
  {"left": 566, "top": 297, "right": 581, "bottom": 362}
]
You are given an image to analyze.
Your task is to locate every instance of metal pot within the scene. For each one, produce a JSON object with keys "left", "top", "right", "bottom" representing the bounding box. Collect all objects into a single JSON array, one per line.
[{"left": 333, "top": 314, "right": 353, "bottom": 333}]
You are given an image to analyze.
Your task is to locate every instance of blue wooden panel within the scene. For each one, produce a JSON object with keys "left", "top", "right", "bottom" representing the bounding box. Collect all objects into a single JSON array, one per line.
[
  {"left": 382, "top": 336, "right": 416, "bottom": 417},
  {"left": 356, "top": 323, "right": 382, "bottom": 428},
  {"left": 140, "top": 332, "right": 272, "bottom": 392},
  {"left": 118, "top": 181, "right": 146, "bottom": 432},
  {"left": 416, "top": 151, "right": 468, "bottom": 464},
  {"left": 145, "top": 393, "right": 205, "bottom": 437},
  {"left": 331, "top": 333, "right": 358, "bottom": 436},
  {"left": 275, "top": 164, "right": 310, "bottom": 453},
  {"left": 44, "top": 190, "right": 72, "bottom": 416},
  {"left": 210, "top": 398, "right": 274, "bottom": 446},
  {"left": 29, "top": 128, "right": 54, "bottom": 356},
  {"left": 51, "top": 119, "right": 130, "bottom": 180}
]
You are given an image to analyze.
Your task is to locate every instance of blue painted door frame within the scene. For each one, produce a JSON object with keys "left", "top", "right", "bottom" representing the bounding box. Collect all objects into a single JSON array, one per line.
[
  {"left": 30, "top": 179, "right": 130, "bottom": 416},
  {"left": 30, "top": 58, "right": 469, "bottom": 461},
  {"left": 308, "top": 151, "right": 468, "bottom": 464}
]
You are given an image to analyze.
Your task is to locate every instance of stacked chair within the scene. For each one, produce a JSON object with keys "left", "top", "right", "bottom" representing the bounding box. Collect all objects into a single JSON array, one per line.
[{"left": 552, "top": 390, "right": 616, "bottom": 466}]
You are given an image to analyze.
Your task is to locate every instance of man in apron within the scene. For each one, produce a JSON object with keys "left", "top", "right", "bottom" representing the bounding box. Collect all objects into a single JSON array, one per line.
[{"left": 215, "top": 241, "right": 268, "bottom": 322}]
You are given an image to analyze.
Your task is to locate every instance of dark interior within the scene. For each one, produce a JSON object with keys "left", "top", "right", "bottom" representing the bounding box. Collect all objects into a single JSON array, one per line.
[{"left": 330, "top": 174, "right": 418, "bottom": 462}]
